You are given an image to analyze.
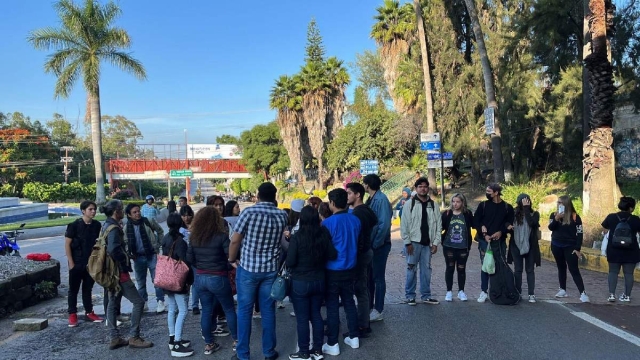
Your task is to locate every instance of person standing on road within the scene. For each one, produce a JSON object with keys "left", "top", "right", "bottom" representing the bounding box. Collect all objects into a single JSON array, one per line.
[
  {"left": 286, "top": 206, "right": 337, "bottom": 360},
  {"left": 123, "top": 203, "right": 166, "bottom": 313},
  {"left": 101, "top": 200, "right": 153, "bottom": 350},
  {"left": 65, "top": 200, "right": 104, "bottom": 327},
  {"left": 549, "top": 195, "right": 589, "bottom": 302},
  {"left": 224, "top": 200, "right": 241, "bottom": 233},
  {"left": 400, "top": 177, "right": 442, "bottom": 306},
  {"left": 473, "top": 183, "right": 514, "bottom": 303},
  {"left": 363, "top": 174, "right": 392, "bottom": 322},
  {"left": 167, "top": 200, "right": 177, "bottom": 214},
  {"left": 441, "top": 193, "right": 474, "bottom": 302},
  {"left": 346, "top": 182, "right": 377, "bottom": 337},
  {"left": 178, "top": 196, "right": 188, "bottom": 209},
  {"left": 602, "top": 196, "right": 640, "bottom": 302},
  {"left": 162, "top": 213, "right": 195, "bottom": 357},
  {"left": 506, "top": 194, "right": 541, "bottom": 303},
  {"left": 228, "top": 182, "right": 288, "bottom": 360},
  {"left": 141, "top": 195, "right": 159, "bottom": 221}
]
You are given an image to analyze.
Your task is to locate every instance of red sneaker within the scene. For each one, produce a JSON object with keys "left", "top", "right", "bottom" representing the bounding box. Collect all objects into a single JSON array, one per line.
[
  {"left": 68, "top": 313, "right": 78, "bottom": 327},
  {"left": 86, "top": 311, "right": 104, "bottom": 323}
]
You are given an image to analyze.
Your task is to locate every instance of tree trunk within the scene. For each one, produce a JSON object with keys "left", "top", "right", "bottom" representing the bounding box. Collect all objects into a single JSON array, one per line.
[
  {"left": 413, "top": 0, "right": 437, "bottom": 190},
  {"left": 464, "top": 0, "right": 505, "bottom": 183},
  {"left": 90, "top": 86, "right": 106, "bottom": 203}
]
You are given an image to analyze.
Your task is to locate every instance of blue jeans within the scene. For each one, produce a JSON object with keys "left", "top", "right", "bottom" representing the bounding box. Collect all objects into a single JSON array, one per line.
[
  {"left": 133, "top": 254, "right": 164, "bottom": 302},
  {"left": 405, "top": 243, "right": 433, "bottom": 300},
  {"left": 289, "top": 279, "right": 325, "bottom": 354},
  {"left": 326, "top": 278, "right": 359, "bottom": 346},
  {"left": 235, "top": 266, "right": 277, "bottom": 360},
  {"left": 190, "top": 266, "right": 200, "bottom": 309},
  {"left": 166, "top": 292, "right": 188, "bottom": 341},
  {"left": 196, "top": 274, "right": 238, "bottom": 344},
  {"left": 369, "top": 242, "right": 391, "bottom": 313}
]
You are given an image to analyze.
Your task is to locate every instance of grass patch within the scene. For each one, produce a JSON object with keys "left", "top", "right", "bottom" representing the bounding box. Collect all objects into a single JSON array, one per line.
[{"left": 0, "top": 214, "right": 107, "bottom": 232}]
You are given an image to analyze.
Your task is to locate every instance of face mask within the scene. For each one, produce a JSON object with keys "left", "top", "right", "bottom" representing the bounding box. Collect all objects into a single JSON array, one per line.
[{"left": 486, "top": 193, "right": 493, "bottom": 200}]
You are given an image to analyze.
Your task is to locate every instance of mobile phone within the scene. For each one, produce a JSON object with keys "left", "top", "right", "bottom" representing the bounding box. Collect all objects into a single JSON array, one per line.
[{"left": 558, "top": 204, "right": 565, "bottom": 214}]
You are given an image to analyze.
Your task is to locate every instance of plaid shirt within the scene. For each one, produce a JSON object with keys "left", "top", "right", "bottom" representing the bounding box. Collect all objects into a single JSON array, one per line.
[
  {"left": 141, "top": 204, "right": 158, "bottom": 220},
  {"left": 235, "top": 201, "right": 287, "bottom": 273}
]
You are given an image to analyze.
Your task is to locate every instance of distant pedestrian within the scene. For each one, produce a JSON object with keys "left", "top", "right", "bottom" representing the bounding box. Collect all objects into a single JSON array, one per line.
[
  {"left": 64, "top": 200, "right": 103, "bottom": 327},
  {"left": 224, "top": 200, "right": 241, "bottom": 233},
  {"left": 141, "top": 195, "right": 159, "bottom": 221},
  {"left": 400, "top": 177, "right": 441, "bottom": 306},
  {"left": 178, "top": 196, "right": 188, "bottom": 209},
  {"left": 601, "top": 196, "right": 640, "bottom": 302},
  {"left": 167, "top": 200, "right": 177, "bottom": 214},
  {"left": 395, "top": 187, "right": 411, "bottom": 219},
  {"left": 506, "top": 194, "right": 541, "bottom": 303},
  {"left": 549, "top": 195, "right": 589, "bottom": 302},
  {"left": 179, "top": 205, "right": 199, "bottom": 314},
  {"left": 441, "top": 193, "right": 474, "bottom": 302}
]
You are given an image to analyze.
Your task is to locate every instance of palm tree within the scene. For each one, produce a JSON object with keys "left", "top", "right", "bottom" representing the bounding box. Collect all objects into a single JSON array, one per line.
[
  {"left": 371, "top": 0, "right": 415, "bottom": 115},
  {"left": 28, "top": 0, "right": 146, "bottom": 203},
  {"left": 582, "top": 0, "right": 618, "bottom": 216},
  {"left": 463, "top": 0, "right": 505, "bottom": 182}
]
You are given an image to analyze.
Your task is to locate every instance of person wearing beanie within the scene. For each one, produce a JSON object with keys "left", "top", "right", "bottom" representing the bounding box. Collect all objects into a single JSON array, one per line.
[{"left": 395, "top": 188, "right": 412, "bottom": 219}]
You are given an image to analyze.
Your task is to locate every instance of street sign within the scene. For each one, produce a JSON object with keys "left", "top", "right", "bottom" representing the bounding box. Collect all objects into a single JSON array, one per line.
[
  {"left": 426, "top": 152, "right": 453, "bottom": 161},
  {"left": 484, "top": 107, "right": 495, "bottom": 135},
  {"left": 359, "top": 160, "right": 379, "bottom": 175},
  {"left": 428, "top": 160, "right": 453, "bottom": 169},
  {"left": 420, "top": 132, "right": 440, "bottom": 142},
  {"left": 60, "top": 157, "right": 73, "bottom": 162},
  {"left": 170, "top": 169, "right": 193, "bottom": 178},
  {"left": 420, "top": 141, "right": 441, "bottom": 151}
]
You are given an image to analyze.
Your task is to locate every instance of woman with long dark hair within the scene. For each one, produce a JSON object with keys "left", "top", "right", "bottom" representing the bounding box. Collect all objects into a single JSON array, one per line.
[
  {"left": 186, "top": 206, "right": 237, "bottom": 354},
  {"left": 162, "top": 213, "right": 194, "bottom": 357},
  {"left": 286, "top": 206, "right": 337, "bottom": 360},
  {"left": 507, "top": 193, "right": 541, "bottom": 303}
]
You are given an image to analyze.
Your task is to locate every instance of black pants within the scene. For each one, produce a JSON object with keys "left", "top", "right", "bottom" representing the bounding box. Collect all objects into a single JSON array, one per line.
[
  {"left": 510, "top": 245, "right": 535, "bottom": 295},
  {"left": 68, "top": 266, "right": 95, "bottom": 314},
  {"left": 551, "top": 244, "right": 585, "bottom": 293},
  {"left": 608, "top": 262, "right": 636, "bottom": 296},
  {"left": 443, "top": 247, "right": 468, "bottom": 292}
]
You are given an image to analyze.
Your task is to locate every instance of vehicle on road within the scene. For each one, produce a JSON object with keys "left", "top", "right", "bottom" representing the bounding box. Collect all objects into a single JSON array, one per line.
[{"left": 0, "top": 223, "right": 25, "bottom": 256}]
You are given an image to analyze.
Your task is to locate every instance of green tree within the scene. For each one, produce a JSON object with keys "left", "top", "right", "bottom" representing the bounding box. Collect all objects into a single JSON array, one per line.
[
  {"left": 29, "top": 0, "right": 146, "bottom": 203},
  {"left": 46, "top": 113, "right": 76, "bottom": 147},
  {"left": 305, "top": 18, "right": 325, "bottom": 64},
  {"left": 239, "top": 122, "right": 289, "bottom": 179},
  {"left": 216, "top": 134, "right": 241, "bottom": 145}
]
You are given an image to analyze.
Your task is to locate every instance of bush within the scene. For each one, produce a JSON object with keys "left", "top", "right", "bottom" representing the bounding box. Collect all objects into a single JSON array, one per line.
[
  {"left": 312, "top": 189, "right": 327, "bottom": 200},
  {"left": 292, "top": 191, "right": 310, "bottom": 200},
  {"left": 0, "top": 184, "right": 14, "bottom": 197},
  {"left": 22, "top": 182, "right": 109, "bottom": 202},
  {"left": 111, "top": 188, "right": 135, "bottom": 200}
]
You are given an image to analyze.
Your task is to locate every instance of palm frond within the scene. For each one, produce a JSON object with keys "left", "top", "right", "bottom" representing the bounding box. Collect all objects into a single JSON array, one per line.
[
  {"left": 27, "top": 28, "right": 83, "bottom": 50},
  {"left": 53, "top": 58, "right": 82, "bottom": 98},
  {"left": 82, "top": 56, "right": 100, "bottom": 95},
  {"left": 102, "top": 28, "right": 131, "bottom": 49},
  {"left": 100, "top": 51, "right": 146, "bottom": 80},
  {"left": 43, "top": 48, "right": 81, "bottom": 75}
]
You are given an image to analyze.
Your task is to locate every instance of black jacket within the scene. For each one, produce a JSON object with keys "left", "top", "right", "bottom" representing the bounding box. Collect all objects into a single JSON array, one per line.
[
  {"left": 474, "top": 200, "right": 514, "bottom": 241},
  {"left": 104, "top": 217, "right": 131, "bottom": 274},
  {"left": 187, "top": 232, "right": 230, "bottom": 273},
  {"left": 286, "top": 227, "right": 337, "bottom": 282},
  {"left": 549, "top": 212, "right": 583, "bottom": 251},
  {"left": 65, "top": 218, "right": 101, "bottom": 266},
  {"left": 507, "top": 209, "right": 542, "bottom": 267},
  {"left": 352, "top": 205, "right": 377, "bottom": 253},
  {"left": 441, "top": 210, "right": 474, "bottom": 251},
  {"left": 161, "top": 233, "right": 194, "bottom": 293}
]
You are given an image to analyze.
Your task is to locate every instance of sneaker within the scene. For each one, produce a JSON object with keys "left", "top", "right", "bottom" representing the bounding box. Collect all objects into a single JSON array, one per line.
[
  {"left": 528, "top": 295, "right": 536, "bottom": 303},
  {"left": 128, "top": 336, "right": 153, "bottom": 348},
  {"left": 117, "top": 314, "right": 130, "bottom": 322},
  {"left": 68, "top": 313, "right": 78, "bottom": 327},
  {"left": 277, "top": 301, "right": 285, "bottom": 309},
  {"left": 177, "top": 339, "right": 191, "bottom": 348},
  {"left": 204, "top": 342, "right": 220, "bottom": 355},
  {"left": 253, "top": 311, "right": 262, "bottom": 319},
  {"left": 217, "top": 316, "right": 227, "bottom": 323},
  {"left": 344, "top": 336, "right": 359, "bottom": 349},
  {"left": 405, "top": 298, "right": 417, "bottom": 306},
  {"left": 477, "top": 291, "right": 488, "bottom": 303},
  {"left": 290, "top": 311, "right": 296, "bottom": 317},
  {"left": 170, "top": 342, "right": 194, "bottom": 357},
  {"left": 423, "top": 298, "right": 439, "bottom": 305},
  {"left": 457, "top": 290, "right": 468, "bottom": 301},
  {"left": 232, "top": 340, "right": 238, "bottom": 352},
  {"left": 369, "top": 309, "right": 383, "bottom": 322},
  {"left": 109, "top": 337, "right": 128, "bottom": 350},
  {"left": 157, "top": 300, "right": 166, "bottom": 313},
  {"left": 321, "top": 343, "right": 340, "bottom": 356},
  {"left": 213, "top": 325, "right": 230, "bottom": 337},
  {"left": 555, "top": 289, "right": 568, "bottom": 298},
  {"left": 192, "top": 307, "right": 200, "bottom": 315},
  {"left": 143, "top": 302, "right": 149, "bottom": 312},
  {"left": 289, "top": 352, "right": 310, "bottom": 360},
  {"left": 580, "top": 292, "right": 590, "bottom": 303},
  {"left": 620, "top": 294, "right": 630, "bottom": 302},
  {"left": 104, "top": 319, "right": 123, "bottom": 327},
  {"left": 86, "top": 311, "right": 103, "bottom": 323},
  {"left": 445, "top": 291, "right": 453, "bottom": 302},
  {"left": 310, "top": 349, "right": 324, "bottom": 360},
  {"left": 608, "top": 294, "right": 616, "bottom": 302}
]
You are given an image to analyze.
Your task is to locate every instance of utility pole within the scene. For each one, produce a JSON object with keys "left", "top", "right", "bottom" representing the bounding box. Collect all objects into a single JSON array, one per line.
[
  {"left": 60, "top": 146, "right": 74, "bottom": 184},
  {"left": 184, "top": 129, "right": 190, "bottom": 202}
]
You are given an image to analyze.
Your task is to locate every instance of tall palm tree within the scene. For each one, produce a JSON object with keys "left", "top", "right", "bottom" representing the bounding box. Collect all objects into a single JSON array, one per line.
[
  {"left": 371, "top": 0, "right": 415, "bottom": 115},
  {"left": 324, "top": 57, "right": 350, "bottom": 140},
  {"left": 583, "top": 0, "right": 618, "bottom": 216},
  {"left": 463, "top": 0, "right": 505, "bottom": 182},
  {"left": 29, "top": 0, "right": 146, "bottom": 203}
]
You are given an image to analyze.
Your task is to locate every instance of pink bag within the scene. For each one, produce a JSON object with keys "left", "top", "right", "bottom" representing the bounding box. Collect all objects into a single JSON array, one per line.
[{"left": 154, "top": 241, "right": 189, "bottom": 292}]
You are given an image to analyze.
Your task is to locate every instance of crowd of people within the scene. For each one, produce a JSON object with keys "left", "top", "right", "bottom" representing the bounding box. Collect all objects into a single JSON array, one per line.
[{"left": 63, "top": 176, "right": 640, "bottom": 359}]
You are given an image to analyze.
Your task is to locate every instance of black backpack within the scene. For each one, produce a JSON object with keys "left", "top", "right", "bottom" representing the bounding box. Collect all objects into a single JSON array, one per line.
[
  {"left": 489, "top": 242, "right": 520, "bottom": 305},
  {"left": 611, "top": 215, "right": 634, "bottom": 249}
]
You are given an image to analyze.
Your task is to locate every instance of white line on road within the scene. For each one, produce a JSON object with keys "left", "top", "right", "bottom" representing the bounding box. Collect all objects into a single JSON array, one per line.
[
  {"left": 571, "top": 311, "right": 640, "bottom": 347},
  {"left": 19, "top": 237, "right": 61, "bottom": 248}
]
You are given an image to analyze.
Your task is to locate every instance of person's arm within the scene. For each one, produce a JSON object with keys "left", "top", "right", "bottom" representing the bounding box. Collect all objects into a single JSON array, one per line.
[
  {"left": 106, "top": 228, "right": 131, "bottom": 273},
  {"left": 286, "top": 236, "right": 298, "bottom": 268},
  {"left": 525, "top": 209, "right": 540, "bottom": 229},
  {"left": 474, "top": 202, "right": 486, "bottom": 234},
  {"left": 432, "top": 202, "right": 443, "bottom": 248},
  {"left": 150, "top": 218, "right": 164, "bottom": 241},
  {"left": 64, "top": 237, "right": 74, "bottom": 269},
  {"left": 575, "top": 215, "right": 584, "bottom": 251},
  {"left": 186, "top": 244, "right": 195, "bottom": 266},
  {"left": 400, "top": 200, "right": 411, "bottom": 245},
  {"left": 504, "top": 204, "right": 515, "bottom": 233},
  {"left": 325, "top": 231, "right": 338, "bottom": 261},
  {"left": 229, "top": 232, "right": 243, "bottom": 265},
  {"left": 548, "top": 212, "right": 560, "bottom": 231}
]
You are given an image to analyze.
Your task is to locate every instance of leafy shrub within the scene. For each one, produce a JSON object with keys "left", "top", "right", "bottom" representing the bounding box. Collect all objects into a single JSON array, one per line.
[
  {"left": 33, "top": 280, "right": 56, "bottom": 300},
  {"left": 292, "top": 191, "right": 310, "bottom": 200},
  {"left": 0, "top": 184, "right": 14, "bottom": 197},
  {"left": 312, "top": 189, "right": 327, "bottom": 200},
  {"left": 22, "top": 182, "right": 109, "bottom": 202}
]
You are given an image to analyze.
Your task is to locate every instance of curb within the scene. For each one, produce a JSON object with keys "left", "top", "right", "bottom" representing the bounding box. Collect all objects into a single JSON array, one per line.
[{"left": 538, "top": 240, "right": 640, "bottom": 277}]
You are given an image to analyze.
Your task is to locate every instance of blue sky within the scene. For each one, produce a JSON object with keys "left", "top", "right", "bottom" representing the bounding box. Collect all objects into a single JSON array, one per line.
[{"left": 0, "top": 0, "right": 380, "bottom": 144}]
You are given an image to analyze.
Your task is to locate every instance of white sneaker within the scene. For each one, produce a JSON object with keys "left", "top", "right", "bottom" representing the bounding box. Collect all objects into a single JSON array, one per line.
[
  {"left": 157, "top": 300, "right": 166, "bottom": 313},
  {"left": 344, "top": 336, "right": 359, "bottom": 349},
  {"left": 457, "top": 290, "right": 468, "bottom": 301},
  {"left": 477, "top": 291, "right": 488, "bottom": 303},
  {"left": 555, "top": 289, "right": 568, "bottom": 298},
  {"left": 369, "top": 309, "right": 383, "bottom": 322},
  {"left": 580, "top": 292, "right": 590, "bottom": 303},
  {"left": 104, "top": 319, "right": 122, "bottom": 327},
  {"left": 143, "top": 302, "right": 149, "bottom": 312},
  {"left": 445, "top": 291, "right": 453, "bottom": 302},
  {"left": 277, "top": 301, "right": 285, "bottom": 309},
  {"left": 322, "top": 343, "right": 340, "bottom": 356},
  {"left": 528, "top": 295, "right": 536, "bottom": 303},
  {"left": 608, "top": 294, "right": 616, "bottom": 302},
  {"left": 290, "top": 311, "right": 296, "bottom": 317}
]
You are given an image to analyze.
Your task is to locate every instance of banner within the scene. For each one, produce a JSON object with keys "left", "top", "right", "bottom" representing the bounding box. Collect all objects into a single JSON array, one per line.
[{"left": 187, "top": 144, "right": 242, "bottom": 159}]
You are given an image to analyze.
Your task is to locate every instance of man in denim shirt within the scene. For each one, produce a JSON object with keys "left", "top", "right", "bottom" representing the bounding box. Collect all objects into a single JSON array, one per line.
[{"left": 363, "top": 174, "right": 392, "bottom": 322}]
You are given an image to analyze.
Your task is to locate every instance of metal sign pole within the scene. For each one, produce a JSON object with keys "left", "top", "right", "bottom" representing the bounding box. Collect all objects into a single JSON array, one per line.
[{"left": 440, "top": 146, "right": 446, "bottom": 209}]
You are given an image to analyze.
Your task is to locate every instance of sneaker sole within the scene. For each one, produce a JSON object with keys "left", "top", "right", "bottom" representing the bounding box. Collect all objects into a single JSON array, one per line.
[
  {"left": 555, "top": 295, "right": 568, "bottom": 298},
  {"left": 171, "top": 350, "right": 194, "bottom": 357},
  {"left": 213, "top": 332, "right": 230, "bottom": 337},
  {"left": 68, "top": 324, "right": 78, "bottom": 327}
]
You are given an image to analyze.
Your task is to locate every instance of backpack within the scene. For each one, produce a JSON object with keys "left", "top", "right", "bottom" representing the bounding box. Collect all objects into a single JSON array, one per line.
[
  {"left": 488, "top": 242, "right": 520, "bottom": 305},
  {"left": 87, "top": 225, "right": 121, "bottom": 292},
  {"left": 410, "top": 196, "right": 435, "bottom": 212},
  {"left": 611, "top": 215, "right": 634, "bottom": 249}
]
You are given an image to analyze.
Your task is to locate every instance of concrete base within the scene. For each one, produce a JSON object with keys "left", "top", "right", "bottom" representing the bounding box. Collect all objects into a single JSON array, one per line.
[
  {"left": 0, "top": 198, "right": 48, "bottom": 225},
  {"left": 13, "top": 318, "right": 48, "bottom": 331}
]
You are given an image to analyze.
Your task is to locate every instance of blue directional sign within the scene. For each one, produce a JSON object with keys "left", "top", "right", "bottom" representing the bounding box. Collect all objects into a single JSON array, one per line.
[
  {"left": 359, "top": 160, "right": 379, "bottom": 175},
  {"left": 420, "top": 141, "right": 441, "bottom": 151},
  {"left": 442, "top": 152, "right": 453, "bottom": 160}
]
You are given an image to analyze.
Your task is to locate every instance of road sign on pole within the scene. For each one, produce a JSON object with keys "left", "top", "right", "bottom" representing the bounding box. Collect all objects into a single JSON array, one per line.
[
  {"left": 170, "top": 169, "right": 193, "bottom": 178},
  {"left": 484, "top": 107, "right": 495, "bottom": 135},
  {"left": 359, "top": 160, "right": 379, "bottom": 175}
]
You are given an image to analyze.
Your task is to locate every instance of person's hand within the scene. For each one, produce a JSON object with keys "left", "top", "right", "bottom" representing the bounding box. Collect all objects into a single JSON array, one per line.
[
  {"left": 406, "top": 244, "right": 414, "bottom": 256},
  {"left": 522, "top": 198, "right": 531, "bottom": 207},
  {"left": 230, "top": 260, "right": 238, "bottom": 269},
  {"left": 68, "top": 261, "right": 75, "bottom": 270},
  {"left": 431, "top": 245, "right": 437, "bottom": 254},
  {"left": 283, "top": 230, "right": 291, "bottom": 238},
  {"left": 484, "top": 235, "right": 492, "bottom": 243},
  {"left": 572, "top": 250, "right": 582, "bottom": 259},
  {"left": 507, "top": 225, "right": 514, "bottom": 231},
  {"left": 554, "top": 213, "right": 564, "bottom": 221},
  {"left": 492, "top": 231, "right": 502, "bottom": 240}
]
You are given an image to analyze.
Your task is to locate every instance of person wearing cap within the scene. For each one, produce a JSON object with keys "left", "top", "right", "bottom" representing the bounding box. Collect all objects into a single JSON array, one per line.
[
  {"left": 395, "top": 187, "right": 412, "bottom": 219},
  {"left": 141, "top": 195, "right": 159, "bottom": 222}
]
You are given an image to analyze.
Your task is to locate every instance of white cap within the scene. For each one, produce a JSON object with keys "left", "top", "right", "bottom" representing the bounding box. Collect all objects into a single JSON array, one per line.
[{"left": 290, "top": 199, "right": 305, "bottom": 213}]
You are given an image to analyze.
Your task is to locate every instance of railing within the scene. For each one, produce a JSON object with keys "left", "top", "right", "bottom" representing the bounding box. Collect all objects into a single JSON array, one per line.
[
  {"left": 380, "top": 169, "right": 415, "bottom": 204},
  {"left": 106, "top": 159, "right": 247, "bottom": 174}
]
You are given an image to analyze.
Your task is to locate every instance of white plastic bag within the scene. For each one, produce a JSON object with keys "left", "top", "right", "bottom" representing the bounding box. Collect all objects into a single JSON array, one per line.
[
  {"left": 482, "top": 248, "right": 495, "bottom": 275},
  {"left": 601, "top": 232, "right": 608, "bottom": 257}
]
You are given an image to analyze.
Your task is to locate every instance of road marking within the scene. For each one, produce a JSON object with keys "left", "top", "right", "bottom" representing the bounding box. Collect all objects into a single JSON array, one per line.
[
  {"left": 571, "top": 311, "right": 640, "bottom": 347},
  {"left": 19, "top": 238, "right": 61, "bottom": 248}
]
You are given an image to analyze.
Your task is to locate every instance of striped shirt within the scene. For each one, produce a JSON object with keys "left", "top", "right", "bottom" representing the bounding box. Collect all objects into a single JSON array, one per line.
[{"left": 234, "top": 201, "right": 287, "bottom": 273}]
